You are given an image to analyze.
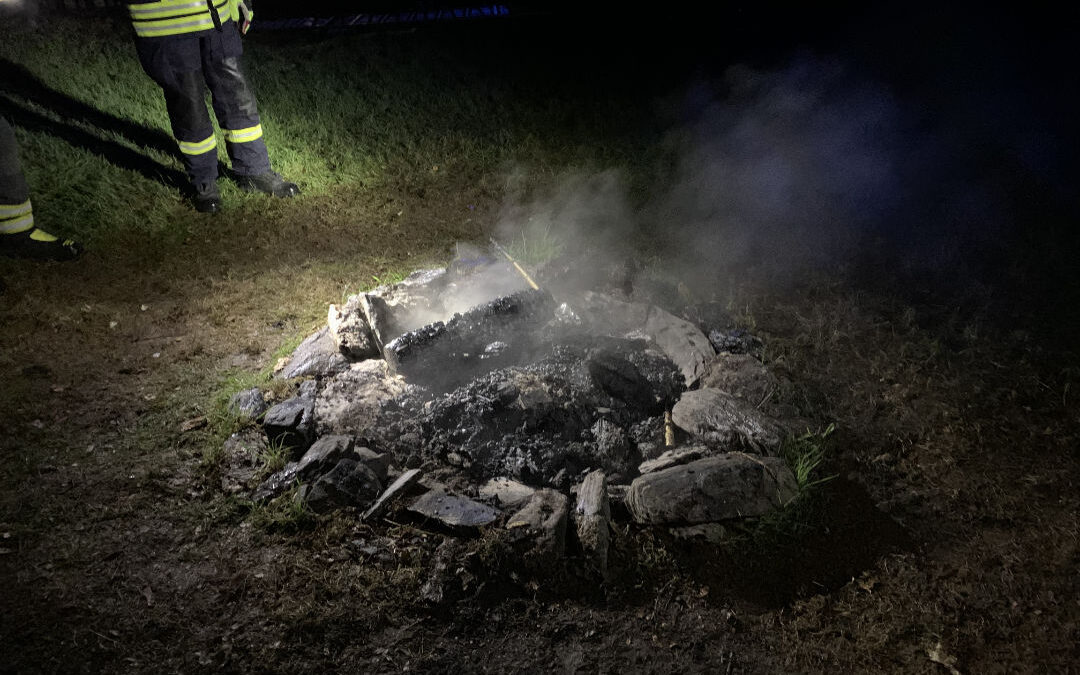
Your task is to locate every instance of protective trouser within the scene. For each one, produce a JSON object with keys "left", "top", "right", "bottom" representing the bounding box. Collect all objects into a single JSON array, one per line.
[
  {"left": 0, "top": 116, "right": 37, "bottom": 238},
  {"left": 0, "top": 116, "right": 81, "bottom": 259},
  {"left": 134, "top": 21, "right": 271, "bottom": 188}
]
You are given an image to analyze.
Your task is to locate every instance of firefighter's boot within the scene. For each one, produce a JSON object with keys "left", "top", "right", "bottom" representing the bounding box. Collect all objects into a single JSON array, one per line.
[
  {"left": 193, "top": 180, "right": 221, "bottom": 214},
  {"left": 235, "top": 171, "right": 300, "bottom": 198},
  {"left": 0, "top": 227, "right": 83, "bottom": 261}
]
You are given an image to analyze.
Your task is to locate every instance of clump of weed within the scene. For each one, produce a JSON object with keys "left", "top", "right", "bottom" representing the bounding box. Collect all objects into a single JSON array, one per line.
[
  {"left": 504, "top": 220, "right": 565, "bottom": 266},
  {"left": 607, "top": 525, "right": 683, "bottom": 595},
  {"left": 200, "top": 368, "right": 274, "bottom": 476},
  {"left": 702, "top": 425, "right": 839, "bottom": 577},
  {"left": 367, "top": 269, "right": 411, "bottom": 289},
  {"left": 208, "top": 369, "right": 267, "bottom": 427},
  {"left": 257, "top": 436, "right": 293, "bottom": 479},
  {"left": 245, "top": 484, "right": 314, "bottom": 534},
  {"left": 782, "top": 423, "right": 838, "bottom": 493}
]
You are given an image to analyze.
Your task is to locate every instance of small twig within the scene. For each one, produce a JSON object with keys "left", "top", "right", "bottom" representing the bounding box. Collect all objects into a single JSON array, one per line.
[
  {"left": 89, "top": 629, "right": 118, "bottom": 644},
  {"left": 132, "top": 333, "right": 188, "bottom": 343},
  {"left": 489, "top": 237, "right": 540, "bottom": 290},
  {"left": 756, "top": 386, "right": 776, "bottom": 410}
]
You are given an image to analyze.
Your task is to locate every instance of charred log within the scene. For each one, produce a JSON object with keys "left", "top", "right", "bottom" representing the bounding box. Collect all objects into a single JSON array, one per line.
[{"left": 383, "top": 288, "right": 557, "bottom": 393}]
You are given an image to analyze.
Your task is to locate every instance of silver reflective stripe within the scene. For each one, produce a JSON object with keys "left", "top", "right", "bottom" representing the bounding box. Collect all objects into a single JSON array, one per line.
[
  {"left": 134, "top": 17, "right": 215, "bottom": 36},
  {"left": 223, "top": 124, "right": 263, "bottom": 143},
  {"left": 0, "top": 199, "right": 32, "bottom": 218},
  {"left": 177, "top": 134, "right": 217, "bottom": 155},
  {"left": 0, "top": 213, "right": 35, "bottom": 234}
]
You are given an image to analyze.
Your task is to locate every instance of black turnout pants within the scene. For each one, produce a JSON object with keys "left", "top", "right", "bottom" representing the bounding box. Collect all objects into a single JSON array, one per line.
[{"left": 135, "top": 22, "right": 272, "bottom": 187}]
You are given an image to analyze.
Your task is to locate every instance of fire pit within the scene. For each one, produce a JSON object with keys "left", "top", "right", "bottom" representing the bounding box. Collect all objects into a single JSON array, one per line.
[{"left": 225, "top": 247, "right": 808, "bottom": 580}]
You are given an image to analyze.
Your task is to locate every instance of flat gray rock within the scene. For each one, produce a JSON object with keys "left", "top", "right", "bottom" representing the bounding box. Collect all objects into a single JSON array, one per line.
[
  {"left": 303, "top": 458, "right": 383, "bottom": 514},
  {"left": 699, "top": 352, "right": 780, "bottom": 409},
  {"left": 252, "top": 433, "right": 356, "bottom": 502},
  {"left": 362, "top": 468, "right": 422, "bottom": 522},
  {"left": 227, "top": 387, "right": 267, "bottom": 420},
  {"left": 625, "top": 454, "right": 798, "bottom": 525},
  {"left": 358, "top": 267, "right": 449, "bottom": 354},
  {"left": 671, "top": 387, "right": 786, "bottom": 454},
  {"left": 573, "top": 470, "right": 611, "bottom": 578},
  {"left": 479, "top": 477, "right": 537, "bottom": 509},
  {"left": 314, "top": 360, "right": 408, "bottom": 436},
  {"left": 327, "top": 298, "right": 380, "bottom": 360},
  {"left": 296, "top": 434, "right": 355, "bottom": 478},
  {"left": 408, "top": 489, "right": 500, "bottom": 529},
  {"left": 355, "top": 447, "right": 393, "bottom": 484},
  {"left": 277, "top": 327, "right": 349, "bottom": 380},
  {"left": 506, "top": 488, "right": 570, "bottom": 563},
  {"left": 575, "top": 291, "right": 716, "bottom": 387},
  {"left": 262, "top": 379, "right": 317, "bottom": 456},
  {"left": 638, "top": 446, "right": 708, "bottom": 474}
]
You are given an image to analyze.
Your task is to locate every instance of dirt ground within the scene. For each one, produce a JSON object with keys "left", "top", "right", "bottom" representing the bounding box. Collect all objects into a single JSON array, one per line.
[
  {"left": 3, "top": 6, "right": 1080, "bottom": 675},
  {"left": 2, "top": 170, "right": 1078, "bottom": 674}
]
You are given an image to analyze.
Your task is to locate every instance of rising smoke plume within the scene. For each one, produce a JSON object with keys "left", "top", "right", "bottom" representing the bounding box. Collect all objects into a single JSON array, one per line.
[{"left": 491, "top": 36, "right": 1077, "bottom": 301}]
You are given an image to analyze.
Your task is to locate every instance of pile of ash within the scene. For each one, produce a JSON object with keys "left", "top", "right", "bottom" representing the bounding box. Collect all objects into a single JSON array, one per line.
[
  {"left": 374, "top": 333, "right": 685, "bottom": 487},
  {"left": 218, "top": 254, "right": 819, "bottom": 586}
]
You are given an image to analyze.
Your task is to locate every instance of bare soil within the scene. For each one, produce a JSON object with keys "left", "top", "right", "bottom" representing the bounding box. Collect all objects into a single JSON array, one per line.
[
  {"left": 2, "top": 172, "right": 1078, "bottom": 674},
  {"left": 3, "top": 7, "right": 1080, "bottom": 675}
]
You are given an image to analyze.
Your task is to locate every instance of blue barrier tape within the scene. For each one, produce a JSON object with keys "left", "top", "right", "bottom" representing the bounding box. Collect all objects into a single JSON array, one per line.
[{"left": 256, "top": 4, "right": 510, "bottom": 30}]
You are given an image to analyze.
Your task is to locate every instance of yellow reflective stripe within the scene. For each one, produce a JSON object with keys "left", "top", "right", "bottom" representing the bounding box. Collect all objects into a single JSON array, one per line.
[
  {"left": 0, "top": 199, "right": 32, "bottom": 219},
  {"left": 132, "top": 16, "right": 216, "bottom": 37},
  {"left": 127, "top": 0, "right": 205, "bottom": 19},
  {"left": 29, "top": 228, "right": 59, "bottom": 243},
  {"left": 216, "top": 0, "right": 232, "bottom": 23},
  {"left": 127, "top": 0, "right": 227, "bottom": 18},
  {"left": 222, "top": 124, "right": 263, "bottom": 143},
  {"left": 0, "top": 213, "right": 35, "bottom": 234},
  {"left": 128, "top": 0, "right": 229, "bottom": 37},
  {"left": 177, "top": 135, "right": 216, "bottom": 156}
]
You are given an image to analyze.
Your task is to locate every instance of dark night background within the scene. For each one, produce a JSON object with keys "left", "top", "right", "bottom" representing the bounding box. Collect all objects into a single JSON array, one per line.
[
  {"left": 344, "top": 0, "right": 1080, "bottom": 341},
  {"left": 2, "top": 3, "right": 1078, "bottom": 672},
  {"left": 246, "top": 0, "right": 1080, "bottom": 273},
  {"left": 129, "top": 0, "right": 1073, "bottom": 351},
  {"left": 21, "top": 0, "right": 1080, "bottom": 338}
]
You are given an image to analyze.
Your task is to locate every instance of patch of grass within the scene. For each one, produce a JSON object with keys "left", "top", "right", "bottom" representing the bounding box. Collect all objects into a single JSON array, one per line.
[
  {"left": 502, "top": 220, "right": 566, "bottom": 266},
  {"left": 367, "top": 269, "right": 412, "bottom": 290},
  {"left": 245, "top": 484, "right": 314, "bottom": 533},
  {"left": 698, "top": 424, "right": 839, "bottom": 567},
  {"left": 201, "top": 363, "right": 294, "bottom": 474},
  {"left": 259, "top": 330, "right": 311, "bottom": 380},
  {"left": 198, "top": 435, "right": 228, "bottom": 473},
  {"left": 782, "top": 423, "right": 838, "bottom": 492},
  {"left": 200, "top": 326, "right": 313, "bottom": 474},
  {"left": 209, "top": 368, "right": 269, "bottom": 428},
  {"left": 257, "top": 436, "right": 293, "bottom": 478}
]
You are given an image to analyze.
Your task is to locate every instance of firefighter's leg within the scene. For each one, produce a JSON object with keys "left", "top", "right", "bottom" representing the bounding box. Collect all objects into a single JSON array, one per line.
[
  {"left": 135, "top": 36, "right": 221, "bottom": 212},
  {"left": 202, "top": 25, "right": 299, "bottom": 197},
  {"left": 0, "top": 116, "right": 82, "bottom": 261}
]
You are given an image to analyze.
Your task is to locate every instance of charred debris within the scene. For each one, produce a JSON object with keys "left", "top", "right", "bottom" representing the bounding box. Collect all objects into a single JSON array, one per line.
[{"left": 220, "top": 249, "right": 821, "bottom": 586}]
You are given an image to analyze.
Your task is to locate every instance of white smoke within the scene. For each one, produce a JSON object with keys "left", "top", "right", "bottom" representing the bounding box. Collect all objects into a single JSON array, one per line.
[
  {"left": 488, "top": 44, "right": 1076, "bottom": 297},
  {"left": 642, "top": 54, "right": 907, "bottom": 288}
]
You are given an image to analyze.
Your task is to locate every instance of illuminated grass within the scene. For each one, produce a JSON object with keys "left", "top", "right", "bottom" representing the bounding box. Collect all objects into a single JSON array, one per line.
[
  {"left": 783, "top": 423, "right": 838, "bottom": 492},
  {"left": 503, "top": 220, "right": 566, "bottom": 265},
  {"left": 0, "top": 14, "right": 647, "bottom": 260}
]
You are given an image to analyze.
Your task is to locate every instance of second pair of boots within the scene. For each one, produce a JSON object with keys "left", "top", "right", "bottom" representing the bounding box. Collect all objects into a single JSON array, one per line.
[{"left": 193, "top": 171, "right": 300, "bottom": 213}]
